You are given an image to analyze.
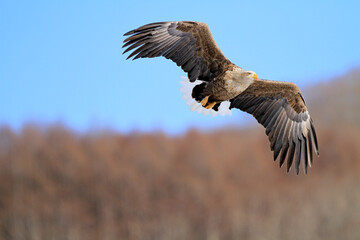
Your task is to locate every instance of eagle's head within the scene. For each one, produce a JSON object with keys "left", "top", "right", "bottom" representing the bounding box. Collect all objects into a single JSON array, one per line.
[{"left": 244, "top": 70, "right": 259, "bottom": 80}]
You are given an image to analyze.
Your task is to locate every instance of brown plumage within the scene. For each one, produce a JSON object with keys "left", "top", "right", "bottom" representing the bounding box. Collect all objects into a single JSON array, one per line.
[
  {"left": 231, "top": 80, "right": 318, "bottom": 174},
  {"left": 123, "top": 21, "right": 319, "bottom": 174},
  {"left": 123, "top": 21, "right": 234, "bottom": 82}
]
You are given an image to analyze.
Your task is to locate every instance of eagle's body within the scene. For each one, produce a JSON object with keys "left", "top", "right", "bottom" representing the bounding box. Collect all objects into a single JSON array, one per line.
[
  {"left": 123, "top": 21, "right": 319, "bottom": 174},
  {"left": 202, "top": 66, "right": 256, "bottom": 101}
]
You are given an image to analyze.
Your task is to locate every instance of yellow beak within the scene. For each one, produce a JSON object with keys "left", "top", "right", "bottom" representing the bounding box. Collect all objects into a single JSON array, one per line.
[{"left": 252, "top": 73, "right": 259, "bottom": 80}]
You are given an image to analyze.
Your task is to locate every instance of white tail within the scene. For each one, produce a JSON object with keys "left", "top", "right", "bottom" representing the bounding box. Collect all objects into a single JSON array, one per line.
[{"left": 179, "top": 77, "right": 232, "bottom": 117}]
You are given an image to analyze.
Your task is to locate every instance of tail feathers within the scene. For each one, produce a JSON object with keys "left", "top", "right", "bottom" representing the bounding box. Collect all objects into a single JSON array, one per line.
[{"left": 180, "top": 77, "right": 232, "bottom": 117}]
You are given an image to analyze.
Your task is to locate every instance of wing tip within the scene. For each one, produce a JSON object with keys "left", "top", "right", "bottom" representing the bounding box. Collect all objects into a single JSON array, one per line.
[
  {"left": 304, "top": 166, "right": 308, "bottom": 175},
  {"left": 123, "top": 21, "right": 171, "bottom": 37},
  {"left": 123, "top": 30, "right": 134, "bottom": 36}
]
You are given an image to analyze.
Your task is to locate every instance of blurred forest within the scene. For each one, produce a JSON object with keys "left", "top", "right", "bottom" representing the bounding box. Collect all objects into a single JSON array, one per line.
[{"left": 1, "top": 69, "right": 360, "bottom": 240}]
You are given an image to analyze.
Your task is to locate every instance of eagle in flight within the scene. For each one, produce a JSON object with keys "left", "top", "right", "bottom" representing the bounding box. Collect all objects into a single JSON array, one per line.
[{"left": 122, "top": 21, "right": 319, "bottom": 174}]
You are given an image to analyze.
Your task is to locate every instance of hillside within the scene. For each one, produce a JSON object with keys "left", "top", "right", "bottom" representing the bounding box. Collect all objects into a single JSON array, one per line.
[
  {"left": 305, "top": 68, "right": 360, "bottom": 126},
  {"left": 0, "top": 70, "right": 360, "bottom": 240}
]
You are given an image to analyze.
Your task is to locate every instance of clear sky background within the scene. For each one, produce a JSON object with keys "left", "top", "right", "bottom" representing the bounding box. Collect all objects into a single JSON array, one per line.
[{"left": 1, "top": 0, "right": 359, "bottom": 134}]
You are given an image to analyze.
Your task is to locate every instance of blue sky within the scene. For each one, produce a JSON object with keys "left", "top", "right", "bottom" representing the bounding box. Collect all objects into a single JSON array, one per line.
[{"left": 1, "top": 0, "right": 359, "bottom": 134}]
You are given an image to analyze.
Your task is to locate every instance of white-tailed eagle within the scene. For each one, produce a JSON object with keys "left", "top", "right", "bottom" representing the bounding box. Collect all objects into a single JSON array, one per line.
[{"left": 123, "top": 21, "right": 319, "bottom": 174}]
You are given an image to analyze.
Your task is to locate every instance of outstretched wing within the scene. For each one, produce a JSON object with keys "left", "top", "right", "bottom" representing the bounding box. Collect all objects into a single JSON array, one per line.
[
  {"left": 230, "top": 79, "right": 319, "bottom": 174},
  {"left": 123, "top": 21, "right": 233, "bottom": 82}
]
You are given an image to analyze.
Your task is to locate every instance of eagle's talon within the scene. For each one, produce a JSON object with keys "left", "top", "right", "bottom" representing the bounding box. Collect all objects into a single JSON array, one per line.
[
  {"left": 200, "top": 96, "right": 209, "bottom": 106},
  {"left": 205, "top": 101, "right": 217, "bottom": 109}
]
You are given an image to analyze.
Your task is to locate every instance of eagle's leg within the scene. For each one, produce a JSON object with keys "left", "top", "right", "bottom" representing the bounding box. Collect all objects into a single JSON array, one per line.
[
  {"left": 200, "top": 96, "right": 209, "bottom": 106},
  {"left": 205, "top": 101, "right": 217, "bottom": 109}
]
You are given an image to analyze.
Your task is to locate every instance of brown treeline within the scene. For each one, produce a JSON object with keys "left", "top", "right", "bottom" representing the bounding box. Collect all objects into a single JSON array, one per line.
[
  {"left": 1, "top": 124, "right": 360, "bottom": 240},
  {"left": 0, "top": 70, "right": 360, "bottom": 240}
]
